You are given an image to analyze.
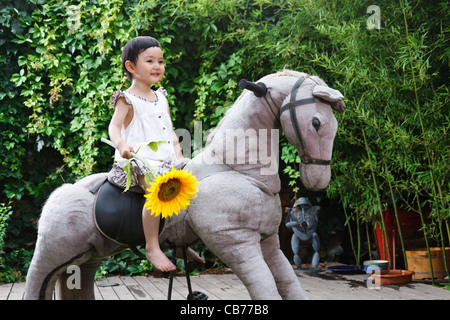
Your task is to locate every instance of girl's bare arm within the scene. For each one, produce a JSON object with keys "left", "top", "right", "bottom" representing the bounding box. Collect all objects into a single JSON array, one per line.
[{"left": 109, "top": 98, "right": 134, "bottom": 159}]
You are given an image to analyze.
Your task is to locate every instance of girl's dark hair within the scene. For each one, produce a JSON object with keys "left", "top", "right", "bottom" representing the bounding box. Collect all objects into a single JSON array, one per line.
[{"left": 122, "top": 36, "right": 161, "bottom": 81}]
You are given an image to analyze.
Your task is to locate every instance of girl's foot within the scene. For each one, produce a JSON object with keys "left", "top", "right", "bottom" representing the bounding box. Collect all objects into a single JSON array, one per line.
[
  {"left": 186, "top": 247, "right": 206, "bottom": 265},
  {"left": 175, "top": 247, "right": 206, "bottom": 265},
  {"left": 146, "top": 248, "right": 176, "bottom": 272}
]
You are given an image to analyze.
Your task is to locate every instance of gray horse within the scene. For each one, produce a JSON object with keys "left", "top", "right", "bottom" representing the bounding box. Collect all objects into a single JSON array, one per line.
[{"left": 24, "top": 70, "right": 344, "bottom": 300}]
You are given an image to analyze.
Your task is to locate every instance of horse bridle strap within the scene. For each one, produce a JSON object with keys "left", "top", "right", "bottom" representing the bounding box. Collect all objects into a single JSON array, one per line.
[{"left": 280, "top": 77, "right": 331, "bottom": 166}]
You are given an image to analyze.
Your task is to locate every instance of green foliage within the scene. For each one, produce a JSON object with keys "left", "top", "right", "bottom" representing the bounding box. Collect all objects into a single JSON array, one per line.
[
  {"left": 0, "top": 199, "right": 13, "bottom": 254},
  {"left": 0, "top": 0, "right": 448, "bottom": 277},
  {"left": 317, "top": 1, "right": 449, "bottom": 225},
  {"left": 95, "top": 247, "right": 203, "bottom": 279},
  {"left": 96, "top": 249, "right": 154, "bottom": 279},
  {"left": 0, "top": 248, "right": 33, "bottom": 282}
]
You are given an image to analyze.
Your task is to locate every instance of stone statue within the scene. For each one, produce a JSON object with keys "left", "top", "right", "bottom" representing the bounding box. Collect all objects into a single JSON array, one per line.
[{"left": 286, "top": 197, "right": 320, "bottom": 269}]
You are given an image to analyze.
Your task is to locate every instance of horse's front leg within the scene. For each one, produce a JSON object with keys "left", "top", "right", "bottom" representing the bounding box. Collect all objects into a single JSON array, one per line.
[
  {"left": 202, "top": 230, "right": 282, "bottom": 300},
  {"left": 261, "top": 233, "right": 309, "bottom": 300}
]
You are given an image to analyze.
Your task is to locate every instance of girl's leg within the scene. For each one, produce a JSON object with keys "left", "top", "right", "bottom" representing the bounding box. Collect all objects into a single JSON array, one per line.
[
  {"left": 175, "top": 247, "right": 206, "bottom": 264},
  {"left": 142, "top": 211, "right": 175, "bottom": 272},
  {"left": 139, "top": 175, "right": 175, "bottom": 272}
]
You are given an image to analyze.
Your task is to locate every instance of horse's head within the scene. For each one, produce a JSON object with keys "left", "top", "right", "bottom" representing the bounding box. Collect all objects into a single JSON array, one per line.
[
  {"left": 241, "top": 72, "right": 345, "bottom": 191},
  {"left": 280, "top": 76, "right": 344, "bottom": 191},
  {"left": 280, "top": 77, "right": 344, "bottom": 190}
]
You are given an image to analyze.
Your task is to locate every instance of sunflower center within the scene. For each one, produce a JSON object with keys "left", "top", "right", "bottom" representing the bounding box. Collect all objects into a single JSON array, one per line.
[{"left": 158, "top": 178, "right": 182, "bottom": 201}]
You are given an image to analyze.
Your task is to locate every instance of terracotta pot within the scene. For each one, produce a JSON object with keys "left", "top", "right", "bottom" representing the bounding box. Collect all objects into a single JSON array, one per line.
[{"left": 371, "top": 270, "right": 414, "bottom": 285}]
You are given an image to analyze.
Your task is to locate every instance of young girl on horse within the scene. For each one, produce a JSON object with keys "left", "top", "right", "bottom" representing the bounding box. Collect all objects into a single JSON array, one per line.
[{"left": 108, "top": 36, "right": 202, "bottom": 272}]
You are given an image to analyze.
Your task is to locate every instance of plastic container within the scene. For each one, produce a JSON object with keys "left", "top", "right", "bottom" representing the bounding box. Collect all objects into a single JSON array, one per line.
[
  {"left": 326, "top": 265, "right": 363, "bottom": 274},
  {"left": 363, "top": 260, "right": 389, "bottom": 274}
]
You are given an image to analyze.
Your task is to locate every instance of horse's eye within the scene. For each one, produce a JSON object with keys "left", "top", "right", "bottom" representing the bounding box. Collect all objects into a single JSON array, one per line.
[{"left": 312, "top": 118, "right": 321, "bottom": 130}]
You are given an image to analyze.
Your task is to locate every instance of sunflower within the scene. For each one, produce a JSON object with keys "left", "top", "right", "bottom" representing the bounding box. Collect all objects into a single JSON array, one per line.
[{"left": 144, "top": 167, "right": 199, "bottom": 218}]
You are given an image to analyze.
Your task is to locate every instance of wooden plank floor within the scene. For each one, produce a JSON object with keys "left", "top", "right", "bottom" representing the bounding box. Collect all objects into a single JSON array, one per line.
[
  {"left": 296, "top": 271, "right": 450, "bottom": 300},
  {"left": 93, "top": 273, "right": 251, "bottom": 300},
  {"left": 2, "top": 271, "right": 450, "bottom": 300}
]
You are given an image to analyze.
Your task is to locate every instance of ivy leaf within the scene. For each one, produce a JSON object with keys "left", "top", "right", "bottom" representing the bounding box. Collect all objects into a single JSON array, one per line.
[{"left": 148, "top": 140, "right": 166, "bottom": 152}]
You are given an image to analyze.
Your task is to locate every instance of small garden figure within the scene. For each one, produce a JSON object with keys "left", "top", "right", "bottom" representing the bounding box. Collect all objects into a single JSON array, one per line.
[{"left": 286, "top": 197, "right": 320, "bottom": 269}]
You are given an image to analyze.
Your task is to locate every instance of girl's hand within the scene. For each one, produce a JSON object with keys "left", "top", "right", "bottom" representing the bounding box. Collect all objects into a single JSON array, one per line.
[{"left": 118, "top": 142, "right": 135, "bottom": 159}]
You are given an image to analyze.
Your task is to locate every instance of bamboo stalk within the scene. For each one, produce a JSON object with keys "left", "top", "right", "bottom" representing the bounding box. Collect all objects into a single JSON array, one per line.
[
  {"left": 436, "top": 181, "right": 450, "bottom": 281},
  {"left": 362, "top": 130, "right": 392, "bottom": 266},
  {"left": 386, "top": 165, "right": 407, "bottom": 269},
  {"left": 366, "top": 221, "right": 372, "bottom": 260},
  {"left": 437, "top": 219, "right": 449, "bottom": 281},
  {"left": 415, "top": 192, "right": 435, "bottom": 285},
  {"left": 342, "top": 202, "right": 359, "bottom": 265},
  {"left": 436, "top": 181, "right": 449, "bottom": 243},
  {"left": 400, "top": 0, "right": 445, "bottom": 282},
  {"left": 356, "top": 214, "right": 361, "bottom": 266}
]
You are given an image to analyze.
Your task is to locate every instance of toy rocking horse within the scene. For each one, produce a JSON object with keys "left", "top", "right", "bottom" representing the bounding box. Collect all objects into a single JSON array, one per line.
[{"left": 24, "top": 70, "right": 344, "bottom": 300}]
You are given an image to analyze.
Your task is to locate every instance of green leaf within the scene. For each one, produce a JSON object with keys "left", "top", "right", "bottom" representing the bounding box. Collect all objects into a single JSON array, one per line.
[
  {"left": 122, "top": 161, "right": 133, "bottom": 192},
  {"left": 148, "top": 140, "right": 166, "bottom": 152},
  {"left": 144, "top": 166, "right": 159, "bottom": 186}
]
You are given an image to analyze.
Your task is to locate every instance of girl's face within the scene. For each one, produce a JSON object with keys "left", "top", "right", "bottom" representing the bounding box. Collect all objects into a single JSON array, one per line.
[{"left": 127, "top": 46, "right": 165, "bottom": 86}]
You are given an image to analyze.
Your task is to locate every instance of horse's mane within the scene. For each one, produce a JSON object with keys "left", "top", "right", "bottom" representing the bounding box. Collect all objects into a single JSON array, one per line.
[
  {"left": 204, "top": 69, "right": 327, "bottom": 145},
  {"left": 257, "top": 69, "right": 326, "bottom": 85}
]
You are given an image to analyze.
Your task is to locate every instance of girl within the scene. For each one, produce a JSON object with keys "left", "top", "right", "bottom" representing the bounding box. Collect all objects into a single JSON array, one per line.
[{"left": 108, "top": 36, "right": 202, "bottom": 272}]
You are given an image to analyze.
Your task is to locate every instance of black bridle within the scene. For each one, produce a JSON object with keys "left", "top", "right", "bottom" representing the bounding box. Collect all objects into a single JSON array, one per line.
[{"left": 239, "top": 77, "right": 331, "bottom": 166}]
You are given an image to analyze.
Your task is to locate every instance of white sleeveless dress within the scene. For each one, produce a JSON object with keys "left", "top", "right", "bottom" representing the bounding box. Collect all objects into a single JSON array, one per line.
[{"left": 108, "top": 88, "right": 176, "bottom": 190}]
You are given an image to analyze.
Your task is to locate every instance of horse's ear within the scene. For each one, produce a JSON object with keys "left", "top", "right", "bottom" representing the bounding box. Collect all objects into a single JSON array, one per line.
[
  {"left": 330, "top": 100, "right": 346, "bottom": 112},
  {"left": 313, "top": 85, "right": 346, "bottom": 112}
]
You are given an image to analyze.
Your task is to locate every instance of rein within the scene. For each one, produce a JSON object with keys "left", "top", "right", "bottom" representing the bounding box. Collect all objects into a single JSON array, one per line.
[{"left": 240, "top": 77, "right": 331, "bottom": 166}]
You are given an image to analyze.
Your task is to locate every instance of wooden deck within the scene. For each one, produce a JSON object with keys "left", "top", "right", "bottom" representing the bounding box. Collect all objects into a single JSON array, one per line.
[
  {"left": 2, "top": 270, "right": 450, "bottom": 300},
  {"left": 93, "top": 273, "right": 252, "bottom": 300}
]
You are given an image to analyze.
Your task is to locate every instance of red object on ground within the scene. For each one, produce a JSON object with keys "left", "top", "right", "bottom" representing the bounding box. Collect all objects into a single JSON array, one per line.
[{"left": 375, "top": 207, "right": 430, "bottom": 269}]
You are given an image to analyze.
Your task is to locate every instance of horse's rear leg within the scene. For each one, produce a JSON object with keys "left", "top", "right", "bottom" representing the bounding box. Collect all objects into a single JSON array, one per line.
[
  {"left": 24, "top": 246, "right": 93, "bottom": 300},
  {"left": 260, "top": 234, "right": 308, "bottom": 300},
  {"left": 24, "top": 253, "right": 57, "bottom": 300},
  {"left": 56, "top": 258, "right": 101, "bottom": 300}
]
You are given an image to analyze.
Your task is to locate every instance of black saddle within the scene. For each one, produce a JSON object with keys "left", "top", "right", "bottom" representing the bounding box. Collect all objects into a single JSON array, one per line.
[
  {"left": 91, "top": 178, "right": 164, "bottom": 250},
  {"left": 90, "top": 177, "right": 208, "bottom": 300}
]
